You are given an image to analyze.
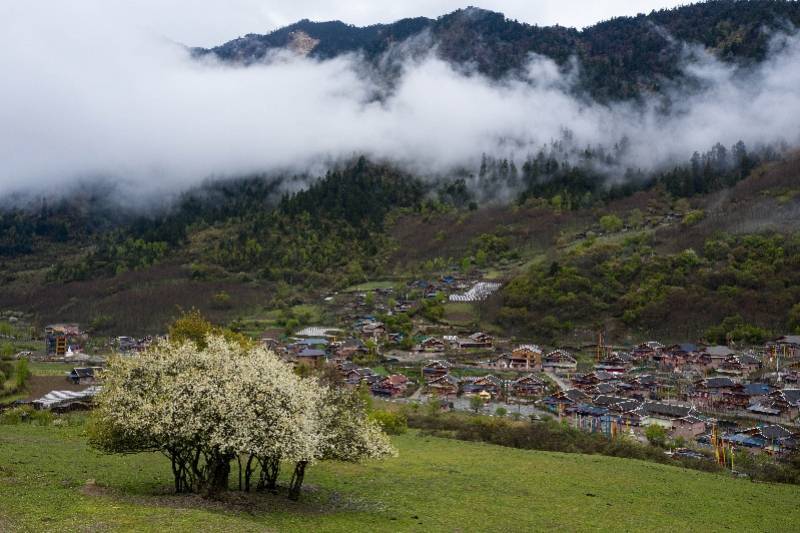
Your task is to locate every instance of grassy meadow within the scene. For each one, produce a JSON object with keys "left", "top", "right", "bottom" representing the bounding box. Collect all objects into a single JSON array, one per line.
[{"left": 1, "top": 422, "right": 799, "bottom": 532}]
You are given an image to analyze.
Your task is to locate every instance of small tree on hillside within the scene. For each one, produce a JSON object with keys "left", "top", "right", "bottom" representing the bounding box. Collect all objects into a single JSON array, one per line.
[
  {"left": 470, "top": 395, "right": 485, "bottom": 414},
  {"left": 89, "top": 334, "right": 394, "bottom": 500},
  {"left": 645, "top": 424, "right": 668, "bottom": 448}
]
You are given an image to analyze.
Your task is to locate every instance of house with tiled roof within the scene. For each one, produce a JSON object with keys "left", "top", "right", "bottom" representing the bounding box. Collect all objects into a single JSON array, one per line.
[
  {"left": 425, "top": 374, "right": 460, "bottom": 398},
  {"left": 510, "top": 374, "right": 547, "bottom": 399},
  {"left": 542, "top": 350, "right": 577, "bottom": 374}
]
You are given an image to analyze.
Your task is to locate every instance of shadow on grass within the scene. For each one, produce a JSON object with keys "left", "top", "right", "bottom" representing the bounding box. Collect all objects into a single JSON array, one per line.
[{"left": 80, "top": 478, "right": 385, "bottom": 518}]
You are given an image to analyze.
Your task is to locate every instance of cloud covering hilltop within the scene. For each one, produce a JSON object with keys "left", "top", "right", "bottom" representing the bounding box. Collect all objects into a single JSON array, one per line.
[{"left": 0, "top": 2, "right": 799, "bottom": 198}]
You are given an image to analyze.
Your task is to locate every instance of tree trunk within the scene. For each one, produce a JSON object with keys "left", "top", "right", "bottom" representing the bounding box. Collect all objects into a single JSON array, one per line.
[
  {"left": 244, "top": 455, "right": 255, "bottom": 492},
  {"left": 170, "top": 454, "right": 181, "bottom": 493},
  {"left": 203, "top": 452, "right": 232, "bottom": 498},
  {"left": 261, "top": 456, "right": 280, "bottom": 494},
  {"left": 287, "top": 461, "right": 307, "bottom": 501},
  {"left": 237, "top": 455, "right": 242, "bottom": 491}
]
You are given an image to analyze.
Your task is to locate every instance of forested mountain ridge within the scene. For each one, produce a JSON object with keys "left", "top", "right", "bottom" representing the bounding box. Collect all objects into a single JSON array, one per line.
[
  {"left": 2, "top": 147, "right": 800, "bottom": 339},
  {"left": 197, "top": 1, "right": 800, "bottom": 100},
  {"left": 2, "top": 2, "right": 800, "bottom": 340}
]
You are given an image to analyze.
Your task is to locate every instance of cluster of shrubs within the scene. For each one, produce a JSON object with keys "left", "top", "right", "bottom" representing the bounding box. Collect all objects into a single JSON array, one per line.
[
  {"left": 0, "top": 357, "right": 29, "bottom": 397},
  {"left": 369, "top": 410, "right": 408, "bottom": 435},
  {"left": 0, "top": 405, "right": 54, "bottom": 426},
  {"left": 403, "top": 411, "right": 800, "bottom": 482}
]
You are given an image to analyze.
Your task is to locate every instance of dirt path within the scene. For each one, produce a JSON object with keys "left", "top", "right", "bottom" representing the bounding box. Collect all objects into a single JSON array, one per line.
[{"left": 23, "top": 375, "right": 86, "bottom": 400}]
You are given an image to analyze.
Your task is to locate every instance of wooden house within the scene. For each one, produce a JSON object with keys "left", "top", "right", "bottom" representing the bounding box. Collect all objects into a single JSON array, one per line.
[
  {"left": 594, "top": 354, "right": 630, "bottom": 374},
  {"left": 422, "top": 360, "right": 451, "bottom": 381},
  {"left": 487, "top": 346, "right": 542, "bottom": 371},
  {"left": 718, "top": 354, "right": 762, "bottom": 376},
  {"left": 371, "top": 374, "right": 409, "bottom": 397},
  {"left": 543, "top": 389, "right": 590, "bottom": 413},
  {"left": 639, "top": 402, "right": 704, "bottom": 437},
  {"left": 361, "top": 321, "right": 387, "bottom": 339},
  {"left": 426, "top": 374, "right": 460, "bottom": 398},
  {"left": 295, "top": 348, "right": 327, "bottom": 367},
  {"left": 458, "top": 332, "right": 494, "bottom": 349},
  {"left": 68, "top": 367, "right": 103, "bottom": 385},
  {"left": 460, "top": 375, "right": 502, "bottom": 398},
  {"left": 700, "top": 346, "right": 736, "bottom": 369},
  {"left": 417, "top": 337, "right": 446, "bottom": 353},
  {"left": 690, "top": 377, "right": 738, "bottom": 408},
  {"left": 45, "top": 323, "right": 85, "bottom": 357},
  {"left": 767, "top": 335, "right": 800, "bottom": 359},
  {"left": 765, "top": 389, "right": 800, "bottom": 419},
  {"left": 510, "top": 374, "right": 547, "bottom": 398},
  {"left": 659, "top": 343, "right": 698, "bottom": 369},
  {"left": 542, "top": 350, "right": 577, "bottom": 374}
]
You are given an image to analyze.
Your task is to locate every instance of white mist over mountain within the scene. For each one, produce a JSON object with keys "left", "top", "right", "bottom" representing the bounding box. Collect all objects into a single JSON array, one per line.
[{"left": 0, "top": 1, "right": 799, "bottom": 197}]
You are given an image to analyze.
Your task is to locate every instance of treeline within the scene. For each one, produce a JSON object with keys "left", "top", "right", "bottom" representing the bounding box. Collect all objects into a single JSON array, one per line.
[{"left": 474, "top": 139, "right": 779, "bottom": 208}]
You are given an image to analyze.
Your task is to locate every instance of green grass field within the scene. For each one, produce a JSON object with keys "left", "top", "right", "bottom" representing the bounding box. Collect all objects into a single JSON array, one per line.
[
  {"left": 27, "top": 362, "right": 75, "bottom": 376},
  {"left": 442, "top": 302, "right": 478, "bottom": 326},
  {"left": 342, "top": 281, "right": 397, "bottom": 293},
  {"left": 2, "top": 422, "right": 799, "bottom": 532}
]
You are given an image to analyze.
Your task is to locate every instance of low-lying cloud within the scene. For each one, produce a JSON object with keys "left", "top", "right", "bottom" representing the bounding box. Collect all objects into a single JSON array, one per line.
[{"left": 1, "top": 3, "right": 799, "bottom": 199}]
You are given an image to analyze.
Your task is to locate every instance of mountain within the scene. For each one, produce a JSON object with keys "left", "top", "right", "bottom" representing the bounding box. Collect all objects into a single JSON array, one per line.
[
  {"left": 3, "top": 2, "right": 800, "bottom": 341},
  {"left": 197, "top": 2, "right": 800, "bottom": 100}
]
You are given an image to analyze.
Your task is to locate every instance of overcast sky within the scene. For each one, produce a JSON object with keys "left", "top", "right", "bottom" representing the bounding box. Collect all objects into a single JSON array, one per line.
[
  {"left": 3, "top": 0, "right": 797, "bottom": 198},
  {"left": 84, "top": 0, "right": 690, "bottom": 47}
]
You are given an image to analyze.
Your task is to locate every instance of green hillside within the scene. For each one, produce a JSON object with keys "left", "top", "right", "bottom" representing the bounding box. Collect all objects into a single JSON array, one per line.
[{"left": 1, "top": 422, "right": 798, "bottom": 532}]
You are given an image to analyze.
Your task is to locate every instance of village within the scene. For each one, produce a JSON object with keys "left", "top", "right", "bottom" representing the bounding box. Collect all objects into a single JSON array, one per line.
[{"left": 4, "top": 274, "right": 800, "bottom": 468}]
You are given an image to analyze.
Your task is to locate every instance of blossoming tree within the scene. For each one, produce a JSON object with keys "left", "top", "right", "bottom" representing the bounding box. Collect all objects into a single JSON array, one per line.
[{"left": 89, "top": 334, "right": 395, "bottom": 498}]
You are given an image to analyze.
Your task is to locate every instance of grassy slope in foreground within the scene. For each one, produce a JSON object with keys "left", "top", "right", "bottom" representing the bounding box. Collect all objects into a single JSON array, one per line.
[{"left": 1, "top": 425, "right": 799, "bottom": 532}]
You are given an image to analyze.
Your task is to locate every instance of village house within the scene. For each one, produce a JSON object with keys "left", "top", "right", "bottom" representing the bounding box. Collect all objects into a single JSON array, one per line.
[
  {"left": 425, "top": 374, "right": 460, "bottom": 398},
  {"left": 115, "top": 335, "right": 154, "bottom": 354},
  {"left": 331, "top": 338, "right": 368, "bottom": 361},
  {"left": 764, "top": 389, "right": 800, "bottom": 419},
  {"left": 639, "top": 402, "right": 705, "bottom": 438},
  {"left": 594, "top": 353, "right": 632, "bottom": 374},
  {"left": 717, "top": 382, "right": 772, "bottom": 411},
  {"left": 543, "top": 389, "right": 591, "bottom": 414},
  {"left": 337, "top": 362, "right": 377, "bottom": 387},
  {"left": 571, "top": 371, "right": 618, "bottom": 391},
  {"left": 690, "top": 377, "right": 739, "bottom": 408},
  {"left": 743, "top": 382, "right": 773, "bottom": 403},
  {"left": 591, "top": 395, "right": 639, "bottom": 413},
  {"left": 767, "top": 335, "right": 800, "bottom": 359},
  {"left": 361, "top": 321, "right": 387, "bottom": 340},
  {"left": 457, "top": 332, "right": 494, "bottom": 349},
  {"left": 45, "top": 323, "right": 85, "bottom": 357},
  {"left": 718, "top": 354, "right": 762, "bottom": 376},
  {"left": 295, "top": 348, "right": 327, "bottom": 367},
  {"left": 67, "top": 367, "right": 103, "bottom": 385},
  {"left": 423, "top": 360, "right": 451, "bottom": 381},
  {"left": 31, "top": 386, "right": 102, "bottom": 412},
  {"left": 658, "top": 343, "right": 699, "bottom": 369},
  {"left": 618, "top": 374, "right": 661, "bottom": 400},
  {"left": 294, "top": 337, "right": 329, "bottom": 350},
  {"left": 735, "top": 424, "right": 798, "bottom": 454},
  {"left": 417, "top": 337, "right": 447, "bottom": 353},
  {"left": 542, "top": 349, "right": 577, "bottom": 374},
  {"left": 460, "top": 375, "right": 502, "bottom": 398},
  {"left": 586, "top": 381, "right": 620, "bottom": 396},
  {"left": 510, "top": 374, "right": 547, "bottom": 399},
  {"left": 697, "top": 345, "right": 737, "bottom": 370},
  {"left": 632, "top": 341, "right": 663, "bottom": 362},
  {"left": 371, "top": 374, "right": 409, "bottom": 398}
]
